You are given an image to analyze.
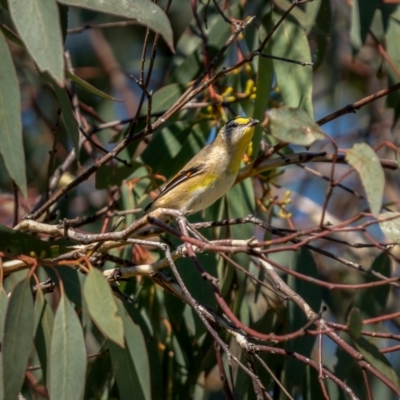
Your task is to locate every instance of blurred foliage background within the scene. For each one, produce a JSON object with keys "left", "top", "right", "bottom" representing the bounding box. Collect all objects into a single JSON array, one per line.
[{"left": 1, "top": 0, "right": 400, "bottom": 399}]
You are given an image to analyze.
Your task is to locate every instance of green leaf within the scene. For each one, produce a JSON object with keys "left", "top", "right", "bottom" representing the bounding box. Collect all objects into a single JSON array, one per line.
[
  {"left": 123, "top": 301, "right": 164, "bottom": 400},
  {"left": 170, "top": 6, "right": 239, "bottom": 84},
  {"left": 2, "top": 278, "right": 34, "bottom": 400},
  {"left": 83, "top": 267, "right": 124, "bottom": 347},
  {"left": 355, "top": 252, "right": 391, "bottom": 318},
  {"left": 303, "top": 364, "right": 325, "bottom": 400},
  {"left": 386, "top": 10, "right": 400, "bottom": 123},
  {"left": 58, "top": 4, "right": 69, "bottom": 43},
  {"left": 34, "top": 289, "right": 54, "bottom": 384},
  {"left": 345, "top": 143, "right": 384, "bottom": 216},
  {"left": 0, "top": 31, "right": 27, "bottom": 197},
  {"left": 352, "top": 336, "right": 400, "bottom": 390},
  {"left": 59, "top": 0, "right": 174, "bottom": 50},
  {"left": 109, "top": 338, "right": 146, "bottom": 400},
  {"left": 347, "top": 307, "right": 362, "bottom": 338},
  {"left": 95, "top": 161, "right": 142, "bottom": 190},
  {"left": 269, "top": 11, "right": 314, "bottom": 117},
  {"left": 0, "top": 287, "right": 8, "bottom": 400},
  {"left": 267, "top": 106, "right": 325, "bottom": 146},
  {"left": 369, "top": 252, "right": 391, "bottom": 307},
  {"left": 45, "top": 266, "right": 84, "bottom": 308},
  {"left": 273, "top": 0, "right": 319, "bottom": 33},
  {"left": 379, "top": 212, "right": 400, "bottom": 243},
  {"left": 0, "top": 224, "right": 68, "bottom": 258},
  {"left": 49, "top": 292, "right": 86, "bottom": 400},
  {"left": 141, "top": 83, "right": 185, "bottom": 115},
  {"left": 310, "top": 0, "right": 332, "bottom": 71},
  {"left": 8, "top": 0, "right": 64, "bottom": 84},
  {"left": 286, "top": 248, "right": 321, "bottom": 388},
  {"left": 0, "top": 286, "right": 7, "bottom": 336},
  {"left": 226, "top": 177, "right": 255, "bottom": 278},
  {"left": 42, "top": 72, "right": 80, "bottom": 157},
  {"left": 350, "top": 0, "right": 380, "bottom": 51},
  {"left": 140, "top": 120, "right": 197, "bottom": 176},
  {"left": 65, "top": 70, "right": 120, "bottom": 101},
  {"left": 84, "top": 350, "right": 113, "bottom": 399},
  {"left": 0, "top": 24, "right": 25, "bottom": 48},
  {"left": 253, "top": 13, "right": 274, "bottom": 156},
  {"left": 334, "top": 339, "right": 354, "bottom": 381},
  {"left": 115, "top": 298, "right": 151, "bottom": 400}
]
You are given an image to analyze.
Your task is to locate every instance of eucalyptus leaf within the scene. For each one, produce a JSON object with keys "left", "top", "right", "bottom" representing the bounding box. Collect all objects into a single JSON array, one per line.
[
  {"left": 0, "top": 287, "right": 7, "bottom": 400},
  {"left": 83, "top": 267, "right": 124, "bottom": 347},
  {"left": 0, "top": 31, "right": 27, "bottom": 197},
  {"left": 345, "top": 143, "right": 384, "bottom": 216},
  {"left": 2, "top": 279, "right": 34, "bottom": 400},
  {"left": 354, "top": 252, "right": 391, "bottom": 319},
  {"left": 350, "top": 0, "right": 380, "bottom": 51},
  {"left": 115, "top": 298, "right": 151, "bottom": 400},
  {"left": 269, "top": 11, "right": 314, "bottom": 117},
  {"left": 9, "top": 0, "right": 64, "bottom": 84},
  {"left": 379, "top": 212, "right": 400, "bottom": 243},
  {"left": 141, "top": 83, "right": 185, "bottom": 115},
  {"left": 0, "top": 224, "right": 68, "bottom": 259},
  {"left": 34, "top": 289, "right": 54, "bottom": 384},
  {"left": 95, "top": 161, "right": 142, "bottom": 190},
  {"left": 109, "top": 339, "right": 146, "bottom": 400},
  {"left": 253, "top": 12, "right": 274, "bottom": 156},
  {"left": 286, "top": 248, "right": 321, "bottom": 389},
  {"left": 267, "top": 107, "right": 325, "bottom": 146},
  {"left": 59, "top": 0, "right": 174, "bottom": 50},
  {"left": 347, "top": 307, "right": 362, "bottom": 338},
  {"left": 65, "top": 70, "right": 120, "bottom": 101},
  {"left": 352, "top": 336, "right": 400, "bottom": 390},
  {"left": 42, "top": 72, "right": 80, "bottom": 157},
  {"left": 49, "top": 292, "right": 87, "bottom": 400}
]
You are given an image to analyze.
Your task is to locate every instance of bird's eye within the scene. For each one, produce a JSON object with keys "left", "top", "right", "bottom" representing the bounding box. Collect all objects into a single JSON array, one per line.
[{"left": 231, "top": 122, "right": 238, "bottom": 128}]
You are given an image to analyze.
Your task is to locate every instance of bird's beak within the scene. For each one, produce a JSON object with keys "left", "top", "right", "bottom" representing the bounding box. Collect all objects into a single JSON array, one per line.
[{"left": 248, "top": 119, "right": 259, "bottom": 127}]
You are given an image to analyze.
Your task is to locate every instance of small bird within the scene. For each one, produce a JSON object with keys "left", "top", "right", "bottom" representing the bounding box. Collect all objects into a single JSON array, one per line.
[{"left": 145, "top": 117, "right": 259, "bottom": 215}]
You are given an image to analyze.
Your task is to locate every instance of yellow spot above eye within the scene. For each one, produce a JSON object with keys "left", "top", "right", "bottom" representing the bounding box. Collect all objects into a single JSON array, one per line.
[{"left": 234, "top": 117, "right": 251, "bottom": 125}]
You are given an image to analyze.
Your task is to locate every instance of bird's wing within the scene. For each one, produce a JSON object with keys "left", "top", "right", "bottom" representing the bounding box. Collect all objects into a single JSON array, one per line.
[{"left": 144, "top": 164, "right": 205, "bottom": 212}]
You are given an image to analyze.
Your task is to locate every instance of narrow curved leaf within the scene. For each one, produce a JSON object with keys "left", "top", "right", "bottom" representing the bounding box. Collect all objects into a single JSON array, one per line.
[
  {"left": 379, "top": 212, "right": 400, "bottom": 243},
  {"left": 350, "top": 0, "right": 380, "bottom": 51},
  {"left": 0, "top": 24, "right": 24, "bottom": 47},
  {"left": 269, "top": 11, "right": 314, "bottom": 117},
  {"left": 0, "top": 224, "right": 68, "bottom": 258},
  {"left": 347, "top": 307, "right": 362, "bottom": 338},
  {"left": 352, "top": 336, "right": 400, "bottom": 390},
  {"left": 65, "top": 70, "right": 120, "bottom": 101},
  {"left": 253, "top": 13, "right": 274, "bottom": 156},
  {"left": 2, "top": 279, "right": 34, "bottom": 400},
  {"left": 386, "top": 10, "right": 400, "bottom": 124},
  {"left": 95, "top": 161, "right": 142, "bottom": 190},
  {"left": 115, "top": 299, "right": 151, "bottom": 400},
  {"left": 49, "top": 292, "right": 86, "bottom": 400},
  {"left": 109, "top": 339, "right": 146, "bottom": 400},
  {"left": 226, "top": 177, "right": 255, "bottom": 282},
  {"left": 59, "top": 0, "right": 174, "bottom": 50},
  {"left": 267, "top": 107, "right": 325, "bottom": 146},
  {"left": 0, "top": 287, "right": 7, "bottom": 336},
  {"left": 286, "top": 248, "right": 321, "bottom": 388},
  {"left": 0, "top": 31, "right": 27, "bottom": 197},
  {"left": 42, "top": 72, "right": 80, "bottom": 157},
  {"left": 355, "top": 252, "right": 391, "bottom": 318},
  {"left": 8, "top": 0, "right": 64, "bottom": 85},
  {"left": 141, "top": 83, "right": 185, "bottom": 115},
  {"left": 83, "top": 267, "right": 124, "bottom": 347},
  {"left": 0, "top": 287, "right": 8, "bottom": 400},
  {"left": 34, "top": 289, "right": 54, "bottom": 384},
  {"left": 345, "top": 143, "right": 384, "bottom": 216}
]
